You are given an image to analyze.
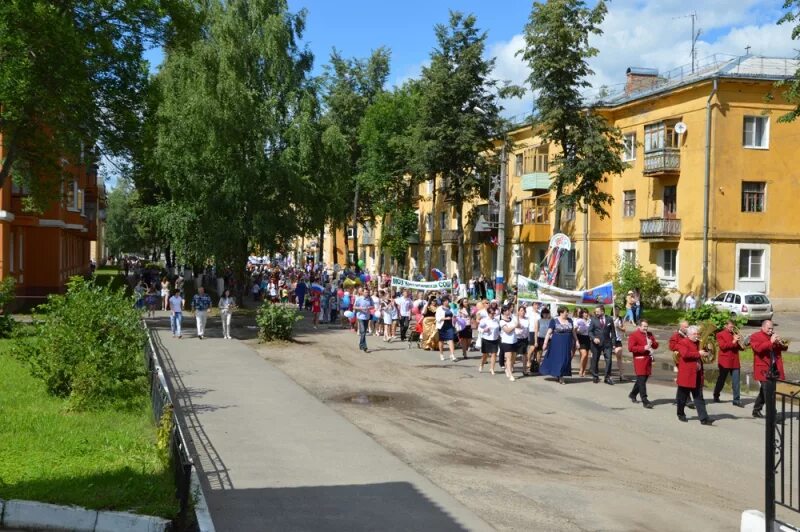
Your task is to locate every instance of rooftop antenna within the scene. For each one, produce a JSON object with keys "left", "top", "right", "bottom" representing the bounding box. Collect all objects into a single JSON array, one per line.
[
  {"left": 674, "top": 12, "right": 702, "bottom": 73},
  {"left": 745, "top": 44, "right": 752, "bottom": 56}
]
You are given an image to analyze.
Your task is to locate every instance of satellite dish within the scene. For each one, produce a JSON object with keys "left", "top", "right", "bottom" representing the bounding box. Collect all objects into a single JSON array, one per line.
[{"left": 674, "top": 122, "right": 687, "bottom": 135}]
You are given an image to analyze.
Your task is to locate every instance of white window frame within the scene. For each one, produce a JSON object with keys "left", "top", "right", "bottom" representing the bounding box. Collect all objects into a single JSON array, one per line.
[
  {"left": 623, "top": 133, "right": 636, "bottom": 161},
  {"left": 743, "top": 116, "right": 769, "bottom": 149},
  {"left": 346, "top": 227, "right": 354, "bottom": 239},
  {"left": 513, "top": 202, "right": 522, "bottom": 225},
  {"left": 619, "top": 241, "right": 637, "bottom": 265},
  {"left": 623, "top": 190, "right": 636, "bottom": 218},
  {"left": 658, "top": 248, "right": 678, "bottom": 288},
  {"left": 425, "top": 213, "right": 433, "bottom": 233},
  {"left": 738, "top": 248, "right": 765, "bottom": 281},
  {"left": 735, "top": 243, "right": 770, "bottom": 294}
]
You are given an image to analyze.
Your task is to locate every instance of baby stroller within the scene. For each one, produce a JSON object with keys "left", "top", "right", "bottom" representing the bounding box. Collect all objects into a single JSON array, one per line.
[{"left": 408, "top": 314, "right": 423, "bottom": 349}]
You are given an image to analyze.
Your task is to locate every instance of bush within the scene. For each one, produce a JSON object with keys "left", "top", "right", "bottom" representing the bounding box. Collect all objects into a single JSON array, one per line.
[
  {"left": 0, "top": 277, "right": 16, "bottom": 337},
  {"left": 608, "top": 257, "right": 666, "bottom": 310},
  {"left": 683, "top": 303, "right": 747, "bottom": 329},
  {"left": 14, "top": 276, "right": 147, "bottom": 410},
  {"left": 256, "top": 303, "right": 301, "bottom": 342}
]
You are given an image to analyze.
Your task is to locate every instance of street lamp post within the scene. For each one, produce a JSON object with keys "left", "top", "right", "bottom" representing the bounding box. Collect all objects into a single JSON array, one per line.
[{"left": 496, "top": 142, "right": 508, "bottom": 301}]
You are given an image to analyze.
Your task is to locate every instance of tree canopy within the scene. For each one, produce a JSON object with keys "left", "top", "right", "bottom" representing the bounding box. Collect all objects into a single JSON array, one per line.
[{"left": 519, "top": 0, "right": 627, "bottom": 233}]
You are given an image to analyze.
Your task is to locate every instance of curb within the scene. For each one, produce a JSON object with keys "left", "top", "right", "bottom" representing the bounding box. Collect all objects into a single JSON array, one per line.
[{"left": 0, "top": 499, "right": 170, "bottom": 532}]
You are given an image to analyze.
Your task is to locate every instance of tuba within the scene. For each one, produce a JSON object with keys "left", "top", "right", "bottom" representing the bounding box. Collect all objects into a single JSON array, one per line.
[
  {"left": 733, "top": 326, "right": 750, "bottom": 350},
  {"left": 673, "top": 322, "right": 718, "bottom": 365}
]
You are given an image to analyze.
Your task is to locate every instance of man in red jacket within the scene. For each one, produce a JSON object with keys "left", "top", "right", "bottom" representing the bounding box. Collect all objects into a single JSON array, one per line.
[
  {"left": 676, "top": 325, "right": 714, "bottom": 425},
  {"left": 750, "top": 320, "right": 788, "bottom": 418},
  {"left": 713, "top": 320, "right": 743, "bottom": 407},
  {"left": 627, "top": 320, "right": 659, "bottom": 409}
]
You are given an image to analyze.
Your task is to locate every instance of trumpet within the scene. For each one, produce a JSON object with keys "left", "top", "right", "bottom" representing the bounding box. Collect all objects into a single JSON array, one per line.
[{"left": 733, "top": 326, "right": 750, "bottom": 350}]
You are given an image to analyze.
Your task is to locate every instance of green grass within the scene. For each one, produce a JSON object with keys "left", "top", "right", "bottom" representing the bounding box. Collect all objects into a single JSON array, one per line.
[
  {"left": 557, "top": 304, "right": 683, "bottom": 326},
  {"left": 93, "top": 266, "right": 129, "bottom": 294},
  {"left": 0, "top": 339, "right": 178, "bottom": 518}
]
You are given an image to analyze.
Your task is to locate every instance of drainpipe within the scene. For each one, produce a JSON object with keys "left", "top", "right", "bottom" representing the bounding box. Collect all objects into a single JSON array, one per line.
[
  {"left": 583, "top": 202, "right": 589, "bottom": 289},
  {"left": 702, "top": 78, "right": 718, "bottom": 301}
]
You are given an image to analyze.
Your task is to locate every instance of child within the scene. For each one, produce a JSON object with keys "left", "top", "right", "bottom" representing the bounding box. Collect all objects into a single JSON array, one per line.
[{"left": 329, "top": 292, "right": 339, "bottom": 325}]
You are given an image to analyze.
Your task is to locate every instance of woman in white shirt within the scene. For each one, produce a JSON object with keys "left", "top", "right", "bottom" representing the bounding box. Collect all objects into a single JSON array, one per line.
[
  {"left": 478, "top": 306, "right": 501, "bottom": 374},
  {"left": 515, "top": 306, "right": 530, "bottom": 377},
  {"left": 499, "top": 305, "right": 519, "bottom": 381},
  {"left": 218, "top": 288, "right": 236, "bottom": 339},
  {"left": 435, "top": 295, "right": 457, "bottom": 362}
]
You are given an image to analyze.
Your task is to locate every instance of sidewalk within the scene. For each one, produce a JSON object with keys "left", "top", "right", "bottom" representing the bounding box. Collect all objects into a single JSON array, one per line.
[{"left": 150, "top": 322, "right": 493, "bottom": 532}]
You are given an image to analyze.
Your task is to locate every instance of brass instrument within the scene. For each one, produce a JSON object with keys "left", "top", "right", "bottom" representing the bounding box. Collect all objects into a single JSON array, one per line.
[
  {"left": 672, "top": 322, "right": 718, "bottom": 365},
  {"left": 732, "top": 326, "right": 750, "bottom": 350}
]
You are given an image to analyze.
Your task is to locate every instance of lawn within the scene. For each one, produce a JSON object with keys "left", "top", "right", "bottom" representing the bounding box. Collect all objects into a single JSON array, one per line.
[
  {"left": 93, "top": 265, "right": 129, "bottom": 293},
  {"left": 0, "top": 339, "right": 178, "bottom": 519},
  {"left": 559, "top": 303, "right": 684, "bottom": 326}
]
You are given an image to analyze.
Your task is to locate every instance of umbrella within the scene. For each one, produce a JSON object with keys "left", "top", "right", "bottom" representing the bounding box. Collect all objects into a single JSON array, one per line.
[{"left": 310, "top": 283, "right": 324, "bottom": 293}]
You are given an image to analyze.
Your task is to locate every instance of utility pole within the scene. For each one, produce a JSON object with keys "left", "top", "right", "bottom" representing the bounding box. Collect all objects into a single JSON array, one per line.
[{"left": 496, "top": 141, "right": 508, "bottom": 301}]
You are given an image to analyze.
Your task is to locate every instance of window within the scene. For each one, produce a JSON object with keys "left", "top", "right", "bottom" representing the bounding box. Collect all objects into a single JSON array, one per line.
[
  {"left": 522, "top": 146, "right": 549, "bottom": 173},
  {"left": 623, "top": 249, "right": 636, "bottom": 264},
  {"left": 662, "top": 249, "right": 677, "bottom": 279},
  {"left": 623, "top": 190, "right": 636, "bottom": 217},
  {"left": 513, "top": 202, "right": 522, "bottom": 225},
  {"left": 746, "top": 294, "right": 770, "bottom": 305},
  {"left": 713, "top": 292, "right": 727, "bottom": 302},
  {"left": 564, "top": 249, "right": 577, "bottom": 274},
  {"left": 439, "top": 247, "right": 447, "bottom": 270},
  {"left": 724, "top": 293, "right": 736, "bottom": 304},
  {"left": 427, "top": 179, "right": 434, "bottom": 195},
  {"left": 663, "top": 185, "right": 677, "bottom": 218},
  {"left": 439, "top": 212, "right": 446, "bottom": 230},
  {"left": 346, "top": 227, "right": 354, "bottom": 239},
  {"left": 738, "top": 249, "right": 764, "bottom": 280},
  {"left": 741, "top": 181, "right": 765, "bottom": 212},
  {"left": 515, "top": 154, "right": 523, "bottom": 176},
  {"left": 472, "top": 247, "right": 481, "bottom": 277},
  {"left": 623, "top": 133, "right": 636, "bottom": 161},
  {"left": 743, "top": 116, "right": 769, "bottom": 148},
  {"left": 563, "top": 205, "right": 575, "bottom": 222},
  {"left": 644, "top": 121, "right": 679, "bottom": 152},
  {"left": 65, "top": 180, "right": 78, "bottom": 211},
  {"left": 425, "top": 213, "right": 433, "bottom": 232}
]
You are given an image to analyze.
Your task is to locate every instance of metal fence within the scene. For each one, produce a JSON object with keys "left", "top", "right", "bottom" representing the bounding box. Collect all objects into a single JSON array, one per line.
[
  {"left": 143, "top": 324, "right": 194, "bottom": 525},
  {"left": 765, "top": 368, "right": 800, "bottom": 530}
]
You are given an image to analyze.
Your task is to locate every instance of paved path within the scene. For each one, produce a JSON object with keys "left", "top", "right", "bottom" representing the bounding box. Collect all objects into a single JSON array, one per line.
[{"left": 151, "top": 320, "right": 493, "bottom": 532}]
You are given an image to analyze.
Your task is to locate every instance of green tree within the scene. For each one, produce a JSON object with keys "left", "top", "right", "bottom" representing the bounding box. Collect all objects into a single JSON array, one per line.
[
  {"left": 519, "top": 0, "right": 628, "bottom": 233},
  {"left": 607, "top": 257, "right": 665, "bottom": 310},
  {"left": 358, "top": 82, "right": 424, "bottom": 274},
  {"left": 778, "top": 0, "right": 800, "bottom": 122},
  {"left": 105, "top": 179, "right": 145, "bottom": 257},
  {"left": 150, "top": 0, "right": 319, "bottom": 285},
  {"left": 0, "top": 0, "right": 192, "bottom": 207},
  {"left": 418, "top": 11, "right": 520, "bottom": 279},
  {"left": 321, "top": 48, "right": 391, "bottom": 266}
]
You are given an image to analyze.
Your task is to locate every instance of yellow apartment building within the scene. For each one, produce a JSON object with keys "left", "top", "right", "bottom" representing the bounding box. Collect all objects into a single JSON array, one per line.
[{"left": 307, "top": 54, "right": 800, "bottom": 309}]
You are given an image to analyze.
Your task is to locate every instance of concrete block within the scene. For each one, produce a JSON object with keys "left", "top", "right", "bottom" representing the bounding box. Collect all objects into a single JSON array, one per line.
[
  {"left": 95, "top": 510, "right": 170, "bottom": 532},
  {"left": 740, "top": 509, "right": 765, "bottom": 532},
  {"left": 3, "top": 499, "right": 97, "bottom": 531}
]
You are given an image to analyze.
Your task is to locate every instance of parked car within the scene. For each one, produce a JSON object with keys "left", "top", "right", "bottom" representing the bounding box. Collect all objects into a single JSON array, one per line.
[{"left": 706, "top": 290, "right": 773, "bottom": 322}]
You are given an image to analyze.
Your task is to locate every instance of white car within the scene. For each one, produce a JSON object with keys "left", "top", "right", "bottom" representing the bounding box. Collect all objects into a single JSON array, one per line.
[{"left": 707, "top": 291, "right": 774, "bottom": 322}]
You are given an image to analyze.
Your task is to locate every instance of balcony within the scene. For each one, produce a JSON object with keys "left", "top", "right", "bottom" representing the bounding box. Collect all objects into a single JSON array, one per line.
[
  {"left": 640, "top": 217, "right": 681, "bottom": 239},
  {"left": 360, "top": 233, "right": 375, "bottom": 246},
  {"left": 520, "top": 172, "right": 550, "bottom": 191},
  {"left": 643, "top": 148, "right": 680, "bottom": 176},
  {"left": 441, "top": 229, "right": 459, "bottom": 243},
  {"left": 519, "top": 198, "right": 551, "bottom": 242},
  {"left": 407, "top": 232, "right": 419, "bottom": 244}
]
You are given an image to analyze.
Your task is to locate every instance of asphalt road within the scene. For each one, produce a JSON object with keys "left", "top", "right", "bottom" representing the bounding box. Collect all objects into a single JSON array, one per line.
[{"left": 244, "top": 314, "right": 797, "bottom": 532}]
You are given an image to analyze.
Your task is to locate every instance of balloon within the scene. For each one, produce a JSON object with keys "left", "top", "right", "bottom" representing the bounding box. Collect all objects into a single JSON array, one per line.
[
  {"left": 343, "top": 279, "right": 355, "bottom": 288},
  {"left": 349, "top": 317, "right": 356, "bottom": 324},
  {"left": 337, "top": 289, "right": 344, "bottom": 297},
  {"left": 354, "top": 278, "right": 362, "bottom": 286},
  {"left": 365, "top": 274, "right": 371, "bottom": 282},
  {"left": 359, "top": 273, "right": 367, "bottom": 283},
  {"left": 358, "top": 259, "right": 365, "bottom": 268},
  {"left": 343, "top": 310, "right": 354, "bottom": 319}
]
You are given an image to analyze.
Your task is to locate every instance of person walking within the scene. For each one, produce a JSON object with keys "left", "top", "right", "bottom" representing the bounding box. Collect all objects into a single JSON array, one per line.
[
  {"left": 750, "top": 320, "right": 789, "bottom": 418},
  {"left": 219, "top": 288, "right": 236, "bottom": 339},
  {"left": 191, "top": 286, "right": 212, "bottom": 340},
  {"left": 160, "top": 276, "right": 171, "bottom": 311},
  {"left": 456, "top": 298, "right": 473, "bottom": 359},
  {"left": 354, "top": 288, "right": 372, "bottom": 352},
  {"left": 540, "top": 306, "right": 578, "bottom": 385},
  {"left": 436, "top": 294, "right": 457, "bottom": 362},
  {"left": 295, "top": 278, "right": 307, "bottom": 311},
  {"left": 575, "top": 308, "right": 591, "bottom": 377},
  {"left": 628, "top": 320, "right": 658, "bottom": 409},
  {"left": 396, "top": 289, "right": 412, "bottom": 341},
  {"left": 713, "top": 319, "right": 744, "bottom": 406},
  {"left": 477, "top": 306, "right": 500, "bottom": 374},
  {"left": 168, "top": 289, "right": 184, "bottom": 339},
  {"left": 675, "top": 326, "right": 714, "bottom": 425},
  {"left": 589, "top": 304, "right": 616, "bottom": 385}
]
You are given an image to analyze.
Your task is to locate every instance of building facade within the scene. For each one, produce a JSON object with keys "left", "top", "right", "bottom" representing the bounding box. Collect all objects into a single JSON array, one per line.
[{"left": 0, "top": 146, "right": 105, "bottom": 297}]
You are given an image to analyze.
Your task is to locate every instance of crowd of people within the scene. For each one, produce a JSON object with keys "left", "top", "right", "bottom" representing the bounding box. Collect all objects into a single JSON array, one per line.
[{"left": 129, "top": 257, "right": 790, "bottom": 426}]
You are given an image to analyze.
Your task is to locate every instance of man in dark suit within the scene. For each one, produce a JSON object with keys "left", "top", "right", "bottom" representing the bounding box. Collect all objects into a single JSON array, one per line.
[{"left": 589, "top": 304, "right": 615, "bottom": 385}]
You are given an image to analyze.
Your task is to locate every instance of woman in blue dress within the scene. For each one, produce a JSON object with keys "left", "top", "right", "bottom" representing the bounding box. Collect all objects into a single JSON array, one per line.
[
  {"left": 436, "top": 295, "right": 457, "bottom": 362},
  {"left": 540, "top": 305, "right": 579, "bottom": 384}
]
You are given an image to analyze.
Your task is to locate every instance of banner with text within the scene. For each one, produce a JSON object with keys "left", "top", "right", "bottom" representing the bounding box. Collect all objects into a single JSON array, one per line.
[
  {"left": 517, "top": 276, "right": 613, "bottom": 305},
  {"left": 391, "top": 277, "right": 453, "bottom": 291}
]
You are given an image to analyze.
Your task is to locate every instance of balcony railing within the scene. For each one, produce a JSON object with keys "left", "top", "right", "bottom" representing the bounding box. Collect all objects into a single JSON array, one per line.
[
  {"left": 643, "top": 148, "right": 680, "bottom": 175},
  {"left": 640, "top": 217, "right": 681, "bottom": 239},
  {"left": 407, "top": 232, "right": 419, "bottom": 244},
  {"left": 521, "top": 198, "right": 550, "bottom": 225},
  {"left": 441, "top": 229, "right": 459, "bottom": 243},
  {"left": 360, "top": 233, "right": 375, "bottom": 245}
]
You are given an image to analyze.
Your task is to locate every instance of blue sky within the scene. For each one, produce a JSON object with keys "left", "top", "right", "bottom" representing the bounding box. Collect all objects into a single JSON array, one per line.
[{"left": 143, "top": 0, "right": 796, "bottom": 121}]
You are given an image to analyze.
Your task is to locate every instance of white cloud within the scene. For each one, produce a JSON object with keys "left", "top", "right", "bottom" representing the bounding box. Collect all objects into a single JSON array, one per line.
[{"left": 487, "top": 0, "right": 797, "bottom": 114}]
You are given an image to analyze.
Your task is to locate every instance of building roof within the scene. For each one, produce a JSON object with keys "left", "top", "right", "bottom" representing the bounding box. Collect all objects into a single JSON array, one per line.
[{"left": 592, "top": 54, "right": 800, "bottom": 107}]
